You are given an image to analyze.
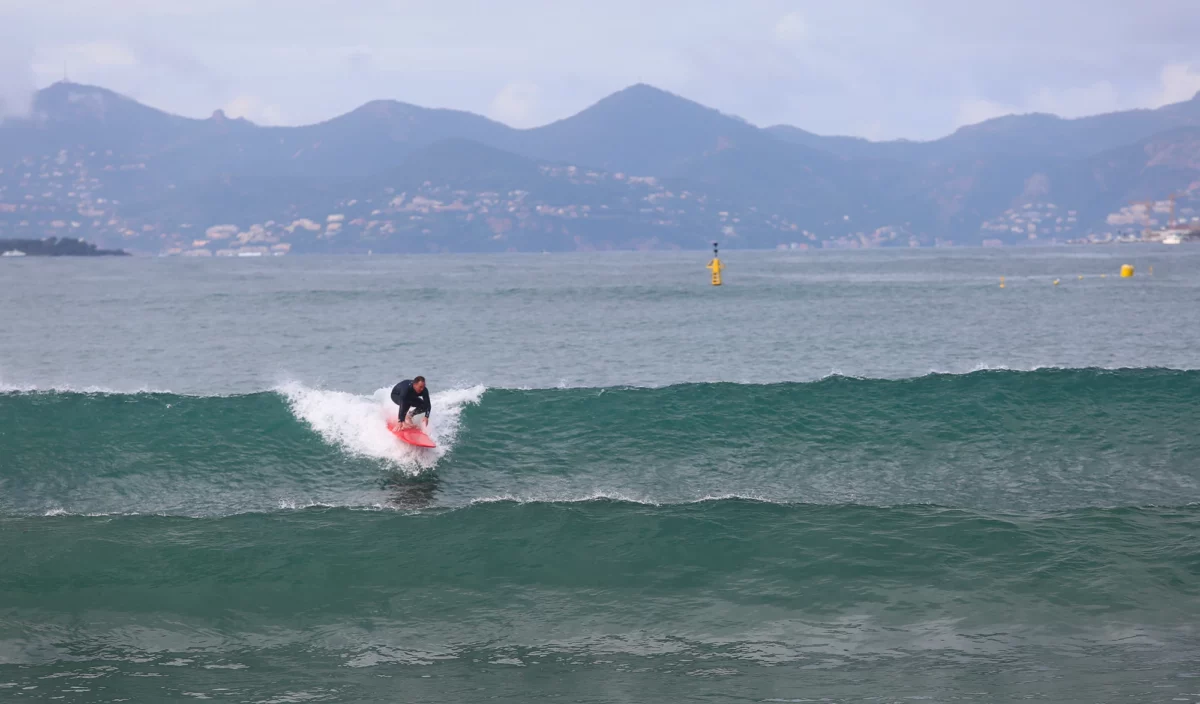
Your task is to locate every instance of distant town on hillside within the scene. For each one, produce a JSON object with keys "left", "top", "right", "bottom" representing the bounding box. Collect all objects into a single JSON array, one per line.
[{"left": 2, "top": 81, "right": 1199, "bottom": 255}]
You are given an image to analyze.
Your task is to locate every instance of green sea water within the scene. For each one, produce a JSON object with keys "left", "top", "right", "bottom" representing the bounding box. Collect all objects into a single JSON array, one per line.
[{"left": 2, "top": 247, "right": 1199, "bottom": 702}]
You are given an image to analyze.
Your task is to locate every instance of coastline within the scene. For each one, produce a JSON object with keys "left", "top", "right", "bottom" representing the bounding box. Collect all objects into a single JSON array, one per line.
[{"left": 0, "top": 236, "right": 129, "bottom": 257}]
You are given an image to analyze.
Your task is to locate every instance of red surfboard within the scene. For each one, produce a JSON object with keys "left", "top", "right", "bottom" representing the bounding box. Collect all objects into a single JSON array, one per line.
[{"left": 388, "top": 421, "right": 436, "bottom": 448}]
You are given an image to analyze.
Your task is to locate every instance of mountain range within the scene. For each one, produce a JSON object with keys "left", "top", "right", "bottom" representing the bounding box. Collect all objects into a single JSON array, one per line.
[{"left": 1, "top": 81, "right": 1198, "bottom": 254}]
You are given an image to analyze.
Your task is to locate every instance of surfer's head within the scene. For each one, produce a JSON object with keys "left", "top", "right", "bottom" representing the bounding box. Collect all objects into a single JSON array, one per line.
[{"left": 413, "top": 376, "right": 426, "bottom": 393}]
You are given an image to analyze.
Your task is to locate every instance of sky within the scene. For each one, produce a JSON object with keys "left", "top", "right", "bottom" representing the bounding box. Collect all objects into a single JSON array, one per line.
[{"left": 2, "top": 0, "right": 1199, "bottom": 141}]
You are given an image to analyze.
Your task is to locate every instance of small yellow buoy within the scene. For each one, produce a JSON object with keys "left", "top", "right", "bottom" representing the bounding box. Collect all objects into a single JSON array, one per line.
[
  {"left": 707, "top": 241, "right": 723, "bottom": 286},
  {"left": 1053, "top": 278, "right": 1060, "bottom": 286},
  {"left": 1149, "top": 265, "right": 1154, "bottom": 276},
  {"left": 999, "top": 276, "right": 1005, "bottom": 289},
  {"left": 1078, "top": 275, "right": 1083, "bottom": 280},
  {"left": 1120, "top": 264, "right": 1134, "bottom": 278}
]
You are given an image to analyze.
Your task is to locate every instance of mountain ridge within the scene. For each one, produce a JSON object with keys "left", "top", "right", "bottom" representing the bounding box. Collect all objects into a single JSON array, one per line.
[{"left": 2, "top": 81, "right": 1198, "bottom": 253}]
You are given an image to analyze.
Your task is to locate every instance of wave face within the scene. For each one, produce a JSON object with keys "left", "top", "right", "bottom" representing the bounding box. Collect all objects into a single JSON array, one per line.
[
  {"left": 0, "top": 384, "right": 482, "bottom": 517},
  {"left": 4, "top": 368, "right": 1200, "bottom": 701},
  {"left": 3, "top": 368, "right": 1199, "bottom": 516}
]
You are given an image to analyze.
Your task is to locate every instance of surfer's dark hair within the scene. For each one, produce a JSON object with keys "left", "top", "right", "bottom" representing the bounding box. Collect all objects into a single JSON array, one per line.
[{"left": 413, "top": 376, "right": 425, "bottom": 384}]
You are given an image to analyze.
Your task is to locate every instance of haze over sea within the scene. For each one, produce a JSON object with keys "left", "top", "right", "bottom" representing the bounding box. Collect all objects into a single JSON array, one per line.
[{"left": 2, "top": 246, "right": 1199, "bottom": 703}]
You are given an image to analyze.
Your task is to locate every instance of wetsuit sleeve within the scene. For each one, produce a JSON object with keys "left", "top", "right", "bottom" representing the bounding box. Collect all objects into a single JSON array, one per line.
[{"left": 420, "top": 390, "right": 432, "bottom": 418}]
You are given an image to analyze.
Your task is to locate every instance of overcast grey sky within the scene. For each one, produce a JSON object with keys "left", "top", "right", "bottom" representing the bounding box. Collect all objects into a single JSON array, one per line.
[{"left": 2, "top": 0, "right": 1199, "bottom": 140}]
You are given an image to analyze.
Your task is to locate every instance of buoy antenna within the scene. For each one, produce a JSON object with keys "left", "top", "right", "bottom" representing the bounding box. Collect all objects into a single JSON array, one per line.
[{"left": 707, "top": 241, "right": 723, "bottom": 286}]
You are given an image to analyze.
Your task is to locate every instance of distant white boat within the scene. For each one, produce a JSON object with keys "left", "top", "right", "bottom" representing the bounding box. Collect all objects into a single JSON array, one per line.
[
  {"left": 1, "top": 250, "right": 26, "bottom": 257},
  {"left": 237, "top": 251, "right": 264, "bottom": 257},
  {"left": 1146, "top": 226, "right": 1198, "bottom": 245}
]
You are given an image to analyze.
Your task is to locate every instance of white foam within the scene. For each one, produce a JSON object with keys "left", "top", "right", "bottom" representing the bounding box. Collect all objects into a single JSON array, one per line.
[
  {"left": 278, "top": 382, "right": 485, "bottom": 473},
  {"left": 39, "top": 508, "right": 149, "bottom": 517},
  {"left": 467, "top": 490, "right": 660, "bottom": 507},
  {"left": 276, "top": 500, "right": 336, "bottom": 511},
  {"left": 0, "top": 380, "right": 174, "bottom": 395},
  {"left": 464, "top": 491, "right": 782, "bottom": 508}
]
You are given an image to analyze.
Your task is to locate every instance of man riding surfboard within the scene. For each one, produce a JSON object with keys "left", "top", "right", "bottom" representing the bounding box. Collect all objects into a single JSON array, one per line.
[{"left": 391, "top": 376, "right": 431, "bottom": 429}]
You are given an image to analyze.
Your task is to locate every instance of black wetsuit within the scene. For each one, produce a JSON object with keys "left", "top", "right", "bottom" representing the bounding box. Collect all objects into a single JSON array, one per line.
[{"left": 391, "top": 380, "right": 431, "bottom": 422}]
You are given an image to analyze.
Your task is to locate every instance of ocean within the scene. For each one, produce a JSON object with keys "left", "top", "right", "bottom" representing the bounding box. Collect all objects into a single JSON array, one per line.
[{"left": 2, "top": 247, "right": 1199, "bottom": 703}]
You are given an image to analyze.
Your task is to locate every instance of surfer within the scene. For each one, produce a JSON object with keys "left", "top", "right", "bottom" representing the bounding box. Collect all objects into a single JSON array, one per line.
[{"left": 391, "top": 376, "right": 431, "bottom": 429}]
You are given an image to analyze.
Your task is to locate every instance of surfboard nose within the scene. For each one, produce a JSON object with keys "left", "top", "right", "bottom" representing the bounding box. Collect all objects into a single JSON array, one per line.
[{"left": 388, "top": 422, "right": 437, "bottom": 448}]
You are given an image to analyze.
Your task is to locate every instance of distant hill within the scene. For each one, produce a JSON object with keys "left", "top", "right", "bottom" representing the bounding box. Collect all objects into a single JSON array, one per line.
[
  {"left": 2, "top": 81, "right": 1199, "bottom": 254},
  {"left": 768, "top": 95, "right": 1200, "bottom": 162},
  {"left": 505, "top": 84, "right": 777, "bottom": 175},
  {"left": 0, "top": 236, "right": 128, "bottom": 256}
]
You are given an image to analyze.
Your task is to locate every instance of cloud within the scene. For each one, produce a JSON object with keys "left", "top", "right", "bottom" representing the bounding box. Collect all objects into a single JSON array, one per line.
[
  {"left": 851, "top": 119, "right": 886, "bottom": 142},
  {"left": 78, "top": 41, "right": 137, "bottom": 67},
  {"left": 487, "top": 82, "right": 541, "bottom": 127},
  {"left": 955, "top": 98, "right": 1018, "bottom": 127},
  {"left": 955, "top": 81, "right": 1119, "bottom": 128},
  {"left": 62, "top": 41, "right": 138, "bottom": 68},
  {"left": 774, "top": 12, "right": 808, "bottom": 43},
  {"left": 31, "top": 42, "right": 138, "bottom": 83},
  {"left": 1154, "top": 62, "right": 1200, "bottom": 107},
  {"left": 1026, "top": 81, "right": 1119, "bottom": 118},
  {"left": 345, "top": 46, "right": 374, "bottom": 74},
  {"left": 4, "top": 1, "right": 1199, "bottom": 140},
  {"left": 0, "top": 35, "right": 35, "bottom": 119},
  {"left": 222, "top": 95, "right": 284, "bottom": 125}
]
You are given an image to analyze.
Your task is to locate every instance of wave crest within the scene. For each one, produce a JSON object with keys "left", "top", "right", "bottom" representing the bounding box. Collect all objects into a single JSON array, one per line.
[{"left": 277, "top": 382, "right": 484, "bottom": 471}]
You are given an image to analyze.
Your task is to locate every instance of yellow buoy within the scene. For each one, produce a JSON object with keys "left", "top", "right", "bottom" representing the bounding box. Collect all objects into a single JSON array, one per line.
[
  {"left": 999, "top": 276, "right": 1005, "bottom": 289},
  {"left": 1120, "top": 264, "right": 1134, "bottom": 278},
  {"left": 707, "top": 241, "right": 724, "bottom": 286},
  {"left": 1053, "top": 278, "right": 1060, "bottom": 286}
]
